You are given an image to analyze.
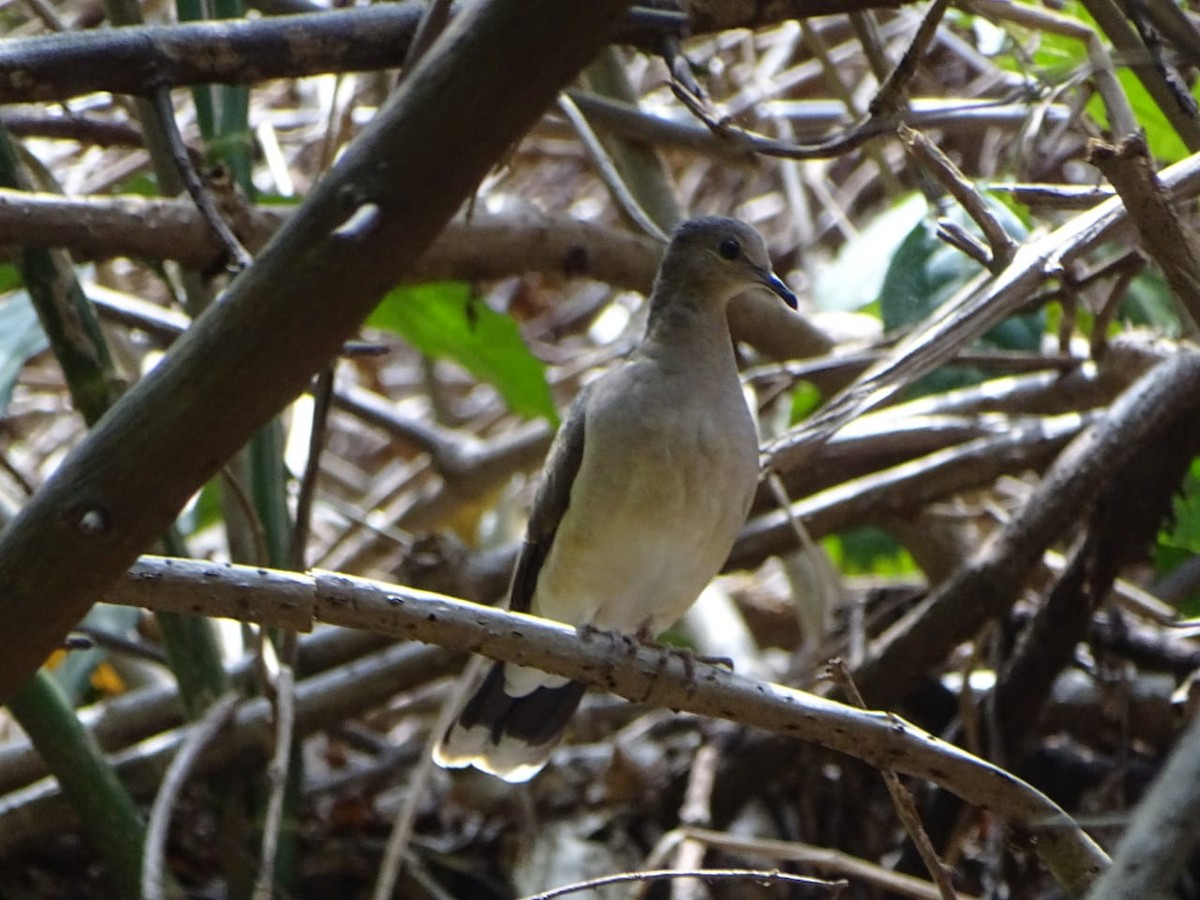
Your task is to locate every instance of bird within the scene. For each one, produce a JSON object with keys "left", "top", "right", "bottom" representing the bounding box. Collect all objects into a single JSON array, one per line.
[{"left": 433, "top": 216, "right": 797, "bottom": 782}]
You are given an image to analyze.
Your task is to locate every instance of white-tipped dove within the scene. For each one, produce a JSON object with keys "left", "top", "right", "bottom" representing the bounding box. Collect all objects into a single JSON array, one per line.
[{"left": 433, "top": 216, "right": 797, "bottom": 782}]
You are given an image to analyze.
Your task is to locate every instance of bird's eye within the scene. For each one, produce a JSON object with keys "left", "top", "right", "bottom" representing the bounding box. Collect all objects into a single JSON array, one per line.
[{"left": 717, "top": 237, "right": 741, "bottom": 260}]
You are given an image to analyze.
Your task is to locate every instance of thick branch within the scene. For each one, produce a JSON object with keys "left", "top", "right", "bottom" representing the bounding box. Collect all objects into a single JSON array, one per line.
[
  {"left": 0, "top": 0, "right": 633, "bottom": 701},
  {"left": 0, "top": 192, "right": 662, "bottom": 290},
  {"left": 0, "top": 5, "right": 424, "bottom": 104},
  {"left": 0, "top": 2, "right": 919, "bottom": 104},
  {"left": 0, "top": 189, "right": 832, "bottom": 364}
]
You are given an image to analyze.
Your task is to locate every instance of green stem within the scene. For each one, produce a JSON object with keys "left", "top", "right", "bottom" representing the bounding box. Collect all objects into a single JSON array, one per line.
[{"left": 7, "top": 672, "right": 157, "bottom": 900}]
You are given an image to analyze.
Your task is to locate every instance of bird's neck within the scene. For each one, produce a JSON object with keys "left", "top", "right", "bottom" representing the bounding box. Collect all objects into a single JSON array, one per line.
[{"left": 642, "top": 295, "right": 736, "bottom": 370}]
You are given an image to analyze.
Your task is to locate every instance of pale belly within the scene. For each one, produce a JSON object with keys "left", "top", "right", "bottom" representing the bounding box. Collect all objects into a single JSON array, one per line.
[{"left": 530, "top": 397, "right": 758, "bottom": 638}]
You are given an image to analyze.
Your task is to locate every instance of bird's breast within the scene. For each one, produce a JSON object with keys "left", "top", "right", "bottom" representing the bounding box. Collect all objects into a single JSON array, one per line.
[{"left": 529, "top": 364, "right": 759, "bottom": 634}]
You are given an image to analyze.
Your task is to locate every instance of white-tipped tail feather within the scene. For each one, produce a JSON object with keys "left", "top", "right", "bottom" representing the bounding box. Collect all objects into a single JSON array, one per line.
[{"left": 433, "top": 661, "right": 586, "bottom": 783}]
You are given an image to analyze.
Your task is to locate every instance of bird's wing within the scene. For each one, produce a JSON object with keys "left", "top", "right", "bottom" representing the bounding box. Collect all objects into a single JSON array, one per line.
[{"left": 507, "top": 382, "right": 592, "bottom": 614}]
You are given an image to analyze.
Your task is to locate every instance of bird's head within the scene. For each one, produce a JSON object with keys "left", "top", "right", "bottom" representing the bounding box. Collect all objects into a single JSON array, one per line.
[{"left": 658, "top": 217, "right": 798, "bottom": 311}]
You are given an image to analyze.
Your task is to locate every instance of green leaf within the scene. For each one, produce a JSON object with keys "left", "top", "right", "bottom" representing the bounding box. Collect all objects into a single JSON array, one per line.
[
  {"left": 0, "top": 292, "right": 49, "bottom": 413},
  {"left": 178, "top": 481, "right": 226, "bottom": 536},
  {"left": 876, "top": 196, "right": 1042, "bottom": 394},
  {"left": 1087, "top": 68, "right": 1193, "bottom": 163},
  {"left": 1121, "top": 267, "right": 1181, "bottom": 336},
  {"left": 823, "top": 526, "right": 918, "bottom": 576},
  {"left": 788, "top": 380, "right": 823, "bottom": 424},
  {"left": 1157, "top": 458, "right": 1200, "bottom": 612},
  {"left": 368, "top": 281, "right": 558, "bottom": 423},
  {"left": 0, "top": 263, "right": 23, "bottom": 294},
  {"left": 879, "top": 197, "right": 1029, "bottom": 331}
]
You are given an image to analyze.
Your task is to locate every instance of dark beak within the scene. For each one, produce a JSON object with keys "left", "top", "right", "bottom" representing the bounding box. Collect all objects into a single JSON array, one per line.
[{"left": 761, "top": 270, "right": 798, "bottom": 310}]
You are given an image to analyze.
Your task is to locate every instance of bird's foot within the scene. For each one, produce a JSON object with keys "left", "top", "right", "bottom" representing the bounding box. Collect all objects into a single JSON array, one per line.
[{"left": 576, "top": 623, "right": 639, "bottom": 655}]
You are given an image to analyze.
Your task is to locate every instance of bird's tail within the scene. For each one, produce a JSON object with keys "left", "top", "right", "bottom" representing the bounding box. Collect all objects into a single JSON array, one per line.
[{"left": 433, "top": 661, "right": 586, "bottom": 783}]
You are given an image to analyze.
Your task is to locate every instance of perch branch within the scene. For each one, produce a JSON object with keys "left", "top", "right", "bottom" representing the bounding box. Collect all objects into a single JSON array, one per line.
[{"left": 96, "top": 556, "right": 1108, "bottom": 895}]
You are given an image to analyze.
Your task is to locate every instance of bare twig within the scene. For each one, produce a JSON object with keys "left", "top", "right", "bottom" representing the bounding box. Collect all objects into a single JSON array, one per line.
[
  {"left": 371, "top": 654, "right": 487, "bottom": 900},
  {"left": 762, "top": 146, "right": 1200, "bottom": 476},
  {"left": 1088, "top": 133, "right": 1200, "bottom": 333},
  {"left": 0, "top": 642, "right": 461, "bottom": 853},
  {"left": 142, "top": 692, "right": 239, "bottom": 900},
  {"left": 852, "top": 351, "right": 1200, "bottom": 709},
  {"left": 557, "top": 93, "right": 670, "bottom": 243},
  {"left": 146, "top": 88, "right": 252, "bottom": 270},
  {"left": 253, "top": 664, "right": 295, "bottom": 900},
  {"left": 1079, "top": 0, "right": 1200, "bottom": 150},
  {"left": 522, "top": 869, "right": 846, "bottom": 900},
  {"left": 900, "top": 124, "right": 1018, "bottom": 270},
  {"left": 671, "top": 826, "right": 980, "bottom": 900},
  {"left": 290, "top": 367, "right": 335, "bottom": 569},
  {"left": 734, "top": 411, "right": 1092, "bottom": 570},
  {"left": 669, "top": 743, "right": 721, "bottom": 900},
  {"left": 831, "top": 659, "right": 958, "bottom": 900}
]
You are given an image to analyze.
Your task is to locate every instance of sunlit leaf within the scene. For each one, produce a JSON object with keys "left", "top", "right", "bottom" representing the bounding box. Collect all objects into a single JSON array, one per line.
[
  {"left": 789, "top": 380, "right": 823, "bottom": 424},
  {"left": 1087, "top": 68, "right": 1194, "bottom": 163},
  {"left": 814, "top": 193, "right": 927, "bottom": 312},
  {"left": 823, "top": 526, "right": 918, "bottom": 576},
  {"left": 368, "top": 281, "right": 558, "bottom": 423}
]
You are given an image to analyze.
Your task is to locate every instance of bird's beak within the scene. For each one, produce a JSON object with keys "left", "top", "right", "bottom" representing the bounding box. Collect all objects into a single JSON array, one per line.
[{"left": 760, "top": 270, "right": 798, "bottom": 310}]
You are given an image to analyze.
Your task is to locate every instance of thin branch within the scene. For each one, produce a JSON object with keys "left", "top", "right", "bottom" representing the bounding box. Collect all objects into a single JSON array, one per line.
[
  {"left": 762, "top": 146, "right": 1200, "bottom": 475},
  {"left": 831, "top": 660, "right": 959, "bottom": 900},
  {"left": 557, "top": 92, "right": 669, "bottom": 244},
  {"left": 521, "top": 869, "right": 846, "bottom": 900},
  {"left": 1079, "top": 0, "right": 1200, "bottom": 150},
  {"left": 669, "top": 743, "right": 721, "bottom": 900},
  {"left": 290, "top": 368, "right": 334, "bottom": 569},
  {"left": 852, "top": 350, "right": 1200, "bottom": 709},
  {"left": 0, "top": 641, "right": 461, "bottom": 853},
  {"left": 370, "top": 654, "right": 485, "bottom": 900},
  {"left": 253, "top": 665, "right": 295, "bottom": 900},
  {"left": 963, "top": 0, "right": 1138, "bottom": 140},
  {"left": 0, "top": 194, "right": 663, "bottom": 292},
  {"left": 146, "top": 88, "right": 252, "bottom": 270},
  {"left": 142, "top": 692, "right": 239, "bottom": 900},
  {"left": 900, "top": 124, "right": 1018, "bottom": 270},
  {"left": 670, "top": 77, "right": 897, "bottom": 161},
  {"left": 670, "top": 826, "right": 976, "bottom": 900},
  {"left": 0, "top": 628, "right": 389, "bottom": 795},
  {"left": 1088, "top": 133, "right": 1200, "bottom": 333},
  {"left": 665, "top": 0, "right": 949, "bottom": 162},
  {"left": 733, "top": 411, "right": 1092, "bottom": 570}
]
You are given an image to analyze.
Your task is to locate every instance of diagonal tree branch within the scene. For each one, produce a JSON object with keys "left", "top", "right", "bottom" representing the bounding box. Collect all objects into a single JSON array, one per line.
[{"left": 0, "top": 0, "right": 633, "bottom": 702}]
